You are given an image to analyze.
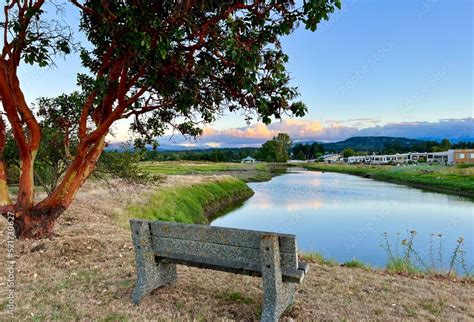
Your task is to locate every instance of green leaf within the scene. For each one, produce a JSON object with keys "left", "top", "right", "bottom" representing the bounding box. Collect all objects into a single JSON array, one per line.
[{"left": 160, "top": 48, "right": 167, "bottom": 60}]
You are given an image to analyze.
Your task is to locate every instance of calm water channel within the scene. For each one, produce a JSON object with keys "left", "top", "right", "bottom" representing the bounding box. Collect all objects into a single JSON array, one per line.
[{"left": 212, "top": 169, "right": 473, "bottom": 270}]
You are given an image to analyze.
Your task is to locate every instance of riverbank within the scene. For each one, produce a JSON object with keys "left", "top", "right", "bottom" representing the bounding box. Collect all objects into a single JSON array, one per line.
[
  {"left": 302, "top": 163, "right": 474, "bottom": 197},
  {"left": 0, "top": 178, "right": 472, "bottom": 320},
  {"left": 126, "top": 176, "right": 254, "bottom": 225}
]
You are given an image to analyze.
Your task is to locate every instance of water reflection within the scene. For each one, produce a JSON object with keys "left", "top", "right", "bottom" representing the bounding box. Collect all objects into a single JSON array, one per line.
[{"left": 212, "top": 169, "right": 473, "bottom": 269}]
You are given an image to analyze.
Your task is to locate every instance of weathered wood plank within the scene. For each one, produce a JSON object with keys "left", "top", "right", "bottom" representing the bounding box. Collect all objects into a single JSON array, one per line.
[
  {"left": 150, "top": 236, "right": 299, "bottom": 277},
  {"left": 145, "top": 220, "right": 297, "bottom": 253}
]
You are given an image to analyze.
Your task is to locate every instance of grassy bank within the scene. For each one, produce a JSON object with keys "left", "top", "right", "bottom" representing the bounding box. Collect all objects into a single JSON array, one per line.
[
  {"left": 127, "top": 177, "right": 254, "bottom": 224},
  {"left": 303, "top": 163, "right": 474, "bottom": 197},
  {"left": 140, "top": 161, "right": 286, "bottom": 182}
]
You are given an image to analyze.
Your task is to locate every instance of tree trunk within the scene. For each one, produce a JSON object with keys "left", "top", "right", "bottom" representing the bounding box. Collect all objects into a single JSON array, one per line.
[
  {"left": 0, "top": 52, "right": 113, "bottom": 239},
  {"left": 5, "top": 206, "right": 65, "bottom": 239},
  {"left": 0, "top": 62, "right": 40, "bottom": 211},
  {"left": 7, "top": 134, "right": 108, "bottom": 239}
]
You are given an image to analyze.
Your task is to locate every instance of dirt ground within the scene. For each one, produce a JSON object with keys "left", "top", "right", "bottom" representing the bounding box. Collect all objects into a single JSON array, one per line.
[{"left": 0, "top": 177, "right": 472, "bottom": 321}]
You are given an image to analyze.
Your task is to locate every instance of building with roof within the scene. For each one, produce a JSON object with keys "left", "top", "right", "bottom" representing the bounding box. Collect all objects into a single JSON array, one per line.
[
  {"left": 346, "top": 149, "right": 474, "bottom": 165},
  {"left": 448, "top": 149, "right": 474, "bottom": 164},
  {"left": 241, "top": 156, "right": 256, "bottom": 163},
  {"left": 321, "top": 154, "right": 342, "bottom": 164}
]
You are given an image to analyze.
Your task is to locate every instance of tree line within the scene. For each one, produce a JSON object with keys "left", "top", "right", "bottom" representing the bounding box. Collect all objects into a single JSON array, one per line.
[
  {"left": 381, "top": 138, "right": 454, "bottom": 155},
  {"left": 139, "top": 136, "right": 473, "bottom": 163},
  {"left": 141, "top": 133, "right": 324, "bottom": 163},
  {"left": 140, "top": 133, "right": 293, "bottom": 163},
  {"left": 142, "top": 148, "right": 260, "bottom": 163}
]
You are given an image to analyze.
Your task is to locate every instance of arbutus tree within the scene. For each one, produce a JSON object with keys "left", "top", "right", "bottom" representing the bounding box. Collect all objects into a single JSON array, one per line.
[{"left": 0, "top": 0, "right": 340, "bottom": 238}]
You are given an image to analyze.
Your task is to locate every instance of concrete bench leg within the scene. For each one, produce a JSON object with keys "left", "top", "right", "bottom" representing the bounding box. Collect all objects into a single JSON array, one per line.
[
  {"left": 131, "top": 221, "right": 177, "bottom": 304},
  {"left": 260, "top": 235, "right": 297, "bottom": 322}
]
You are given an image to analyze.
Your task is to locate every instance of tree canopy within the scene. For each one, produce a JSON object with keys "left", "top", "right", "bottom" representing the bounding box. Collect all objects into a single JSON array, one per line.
[
  {"left": 260, "top": 132, "right": 291, "bottom": 162},
  {"left": 291, "top": 142, "right": 324, "bottom": 159},
  {"left": 0, "top": 0, "right": 340, "bottom": 238},
  {"left": 342, "top": 148, "right": 356, "bottom": 158}
]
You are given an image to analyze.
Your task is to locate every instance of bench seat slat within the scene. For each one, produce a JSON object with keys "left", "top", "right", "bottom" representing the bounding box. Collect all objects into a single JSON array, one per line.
[
  {"left": 161, "top": 258, "right": 305, "bottom": 283},
  {"left": 149, "top": 221, "right": 297, "bottom": 253},
  {"left": 151, "top": 236, "right": 300, "bottom": 278}
]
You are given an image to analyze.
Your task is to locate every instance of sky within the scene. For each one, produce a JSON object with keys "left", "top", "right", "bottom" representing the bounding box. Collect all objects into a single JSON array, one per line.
[{"left": 17, "top": 0, "right": 473, "bottom": 147}]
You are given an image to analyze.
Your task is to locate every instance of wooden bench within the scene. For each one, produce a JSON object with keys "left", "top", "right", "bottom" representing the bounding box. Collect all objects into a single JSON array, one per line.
[{"left": 130, "top": 219, "right": 309, "bottom": 321}]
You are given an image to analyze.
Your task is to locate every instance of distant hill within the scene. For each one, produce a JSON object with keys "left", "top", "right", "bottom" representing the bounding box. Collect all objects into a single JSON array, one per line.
[
  {"left": 321, "top": 136, "right": 426, "bottom": 152},
  {"left": 106, "top": 135, "right": 473, "bottom": 152}
]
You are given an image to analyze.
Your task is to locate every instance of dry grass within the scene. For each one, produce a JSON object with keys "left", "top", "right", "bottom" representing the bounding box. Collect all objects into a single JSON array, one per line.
[{"left": 0, "top": 177, "right": 472, "bottom": 321}]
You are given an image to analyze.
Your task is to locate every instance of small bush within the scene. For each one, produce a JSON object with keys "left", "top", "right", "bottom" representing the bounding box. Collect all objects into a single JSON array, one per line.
[
  {"left": 343, "top": 259, "right": 369, "bottom": 270},
  {"left": 386, "top": 258, "right": 422, "bottom": 275}
]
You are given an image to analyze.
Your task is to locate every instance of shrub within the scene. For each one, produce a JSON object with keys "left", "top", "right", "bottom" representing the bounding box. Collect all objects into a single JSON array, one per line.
[{"left": 343, "top": 259, "right": 369, "bottom": 270}]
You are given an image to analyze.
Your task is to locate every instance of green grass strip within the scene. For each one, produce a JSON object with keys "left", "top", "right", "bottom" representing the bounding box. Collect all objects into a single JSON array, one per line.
[
  {"left": 128, "top": 177, "right": 254, "bottom": 224},
  {"left": 303, "top": 163, "right": 474, "bottom": 197}
]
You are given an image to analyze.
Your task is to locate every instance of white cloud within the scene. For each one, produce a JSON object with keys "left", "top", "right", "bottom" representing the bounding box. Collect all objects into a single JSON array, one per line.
[
  {"left": 164, "top": 117, "right": 473, "bottom": 148},
  {"left": 109, "top": 117, "right": 474, "bottom": 148}
]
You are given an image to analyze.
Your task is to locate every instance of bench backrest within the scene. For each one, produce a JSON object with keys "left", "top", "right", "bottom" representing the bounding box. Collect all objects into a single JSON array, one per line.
[{"left": 130, "top": 219, "right": 301, "bottom": 281}]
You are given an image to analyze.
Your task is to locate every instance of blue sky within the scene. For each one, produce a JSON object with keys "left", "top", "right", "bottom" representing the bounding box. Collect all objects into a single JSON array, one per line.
[
  {"left": 17, "top": 0, "right": 473, "bottom": 145},
  {"left": 278, "top": 0, "right": 472, "bottom": 125}
]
